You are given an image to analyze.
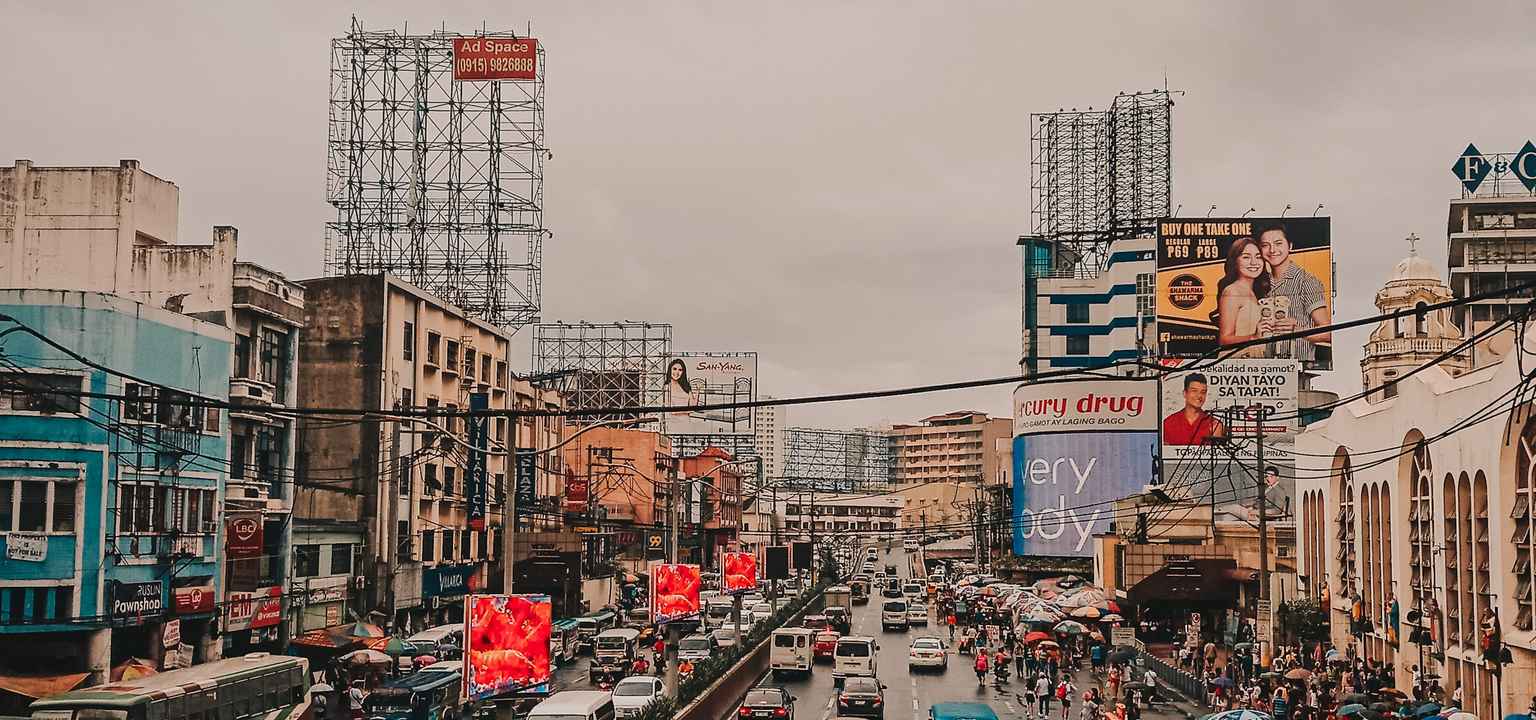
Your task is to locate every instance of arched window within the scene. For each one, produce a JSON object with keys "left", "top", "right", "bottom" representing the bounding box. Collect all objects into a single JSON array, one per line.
[
  {"left": 1443, "top": 474, "right": 1460, "bottom": 645},
  {"left": 1414, "top": 301, "right": 1428, "bottom": 335},
  {"left": 1511, "top": 411, "right": 1536, "bottom": 632},
  {"left": 1337, "top": 456, "right": 1357, "bottom": 592}
]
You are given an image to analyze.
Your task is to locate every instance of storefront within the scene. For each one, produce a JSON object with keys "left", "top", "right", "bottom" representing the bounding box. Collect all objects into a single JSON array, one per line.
[
  {"left": 223, "top": 586, "right": 284, "bottom": 655},
  {"left": 299, "top": 576, "right": 352, "bottom": 632},
  {"left": 169, "top": 574, "right": 220, "bottom": 666},
  {"left": 422, "top": 564, "right": 480, "bottom": 626},
  {"left": 107, "top": 579, "right": 169, "bottom": 667}
]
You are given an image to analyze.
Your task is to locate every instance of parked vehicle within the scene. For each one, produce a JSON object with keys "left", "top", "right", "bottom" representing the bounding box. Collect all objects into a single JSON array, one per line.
[
  {"left": 526, "top": 691, "right": 616, "bottom": 720},
  {"left": 832, "top": 636, "right": 879, "bottom": 684},
  {"left": 610, "top": 675, "right": 663, "bottom": 719},
  {"left": 769, "top": 628, "right": 815, "bottom": 676},
  {"left": 837, "top": 676, "right": 887, "bottom": 719},
  {"left": 740, "top": 686, "right": 796, "bottom": 720}
]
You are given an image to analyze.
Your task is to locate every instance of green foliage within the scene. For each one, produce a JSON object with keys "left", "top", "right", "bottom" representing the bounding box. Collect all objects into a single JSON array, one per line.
[{"left": 1277, "top": 598, "right": 1329, "bottom": 645}]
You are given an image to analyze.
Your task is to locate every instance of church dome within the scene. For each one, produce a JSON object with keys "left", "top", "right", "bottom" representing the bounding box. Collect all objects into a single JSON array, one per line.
[{"left": 1391, "top": 252, "right": 1438, "bottom": 282}]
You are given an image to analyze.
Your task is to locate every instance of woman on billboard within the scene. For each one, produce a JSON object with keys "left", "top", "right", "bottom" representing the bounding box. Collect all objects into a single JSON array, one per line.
[
  {"left": 1213, "top": 237, "right": 1271, "bottom": 358},
  {"left": 663, "top": 359, "right": 696, "bottom": 415}
]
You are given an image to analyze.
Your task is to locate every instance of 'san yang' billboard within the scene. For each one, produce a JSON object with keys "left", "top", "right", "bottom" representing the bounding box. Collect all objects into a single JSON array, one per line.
[{"left": 1012, "top": 379, "right": 1158, "bottom": 557}]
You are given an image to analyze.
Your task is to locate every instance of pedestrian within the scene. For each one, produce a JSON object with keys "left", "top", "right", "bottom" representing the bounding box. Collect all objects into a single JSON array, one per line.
[
  {"left": 1451, "top": 683, "right": 1464, "bottom": 708},
  {"left": 1079, "top": 690, "right": 1097, "bottom": 720},
  {"left": 948, "top": 612, "right": 958, "bottom": 640},
  {"left": 347, "top": 681, "right": 366, "bottom": 720},
  {"left": 1037, "top": 672, "right": 1054, "bottom": 717},
  {"left": 1059, "top": 677, "right": 1077, "bottom": 720}
]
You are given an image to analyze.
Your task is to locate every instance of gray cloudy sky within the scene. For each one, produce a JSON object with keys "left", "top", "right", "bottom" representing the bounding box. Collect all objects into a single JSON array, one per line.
[{"left": 5, "top": 2, "right": 1536, "bottom": 428}]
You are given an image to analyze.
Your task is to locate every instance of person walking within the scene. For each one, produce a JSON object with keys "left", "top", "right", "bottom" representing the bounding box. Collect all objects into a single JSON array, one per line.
[
  {"left": 948, "top": 612, "right": 958, "bottom": 640},
  {"left": 1059, "top": 676, "right": 1077, "bottom": 720},
  {"left": 1037, "top": 672, "right": 1054, "bottom": 718}
]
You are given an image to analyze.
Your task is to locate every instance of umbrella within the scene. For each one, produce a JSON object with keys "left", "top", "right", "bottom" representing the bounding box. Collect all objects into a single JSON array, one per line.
[
  {"left": 1054, "top": 620, "right": 1088, "bottom": 634},
  {"left": 1025, "top": 631, "right": 1054, "bottom": 644},
  {"left": 1038, "top": 640, "right": 1060, "bottom": 649},
  {"left": 1284, "top": 668, "right": 1313, "bottom": 681},
  {"left": 1089, "top": 631, "right": 1105, "bottom": 641},
  {"left": 1108, "top": 647, "right": 1138, "bottom": 664},
  {"left": 340, "top": 649, "right": 392, "bottom": 665},
  {"left": 1099, "top": 614, "right": 1125, "bottom": 623},
  {"left": 1206, "top": 710, "right": 1272, "bottom": 720},
  {"left": 1370, "top": 704, "right": 1394, "bottom": 713},
  {"left": 1071, "top": 606, "right": 1102, "bottom": 620},
  {"left": 1446, "top": 714, "right": 1476, "bottom": 720},
  {"left": 309, "top": 683, "right": 335, "bottom": 694},
  {"left": 1325, "top": 649, "right": 1345, "bottom": 662},
  {"left": 1338, "top": 705, "right": 1367, "bottom": 716},
  {"left": 111, "top": 659, "right": 158, "bottom": 682},
  {"left": 1415, "top": 705, "right": 1443, "bottom": 717},
  {"left": 1212, "top": 677, "right": 1236, "bottom": 689},
  {"left": 345, "top": 622, "right": 386, "bottom": 639},
  {"left": 413, "top": 655, "right": 439, "bottom": 667},
  {"left": 1377, "top": 689, "right": 1409, "bottom": 700},
  {"left": 383, "top": 638, "right": 414, "bottom": 656}
]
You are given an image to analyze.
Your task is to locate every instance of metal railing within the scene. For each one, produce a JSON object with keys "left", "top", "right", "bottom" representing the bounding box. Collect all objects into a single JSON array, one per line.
[{"left": 1136, "top": 650, "right": 1206, "bottom": 708}]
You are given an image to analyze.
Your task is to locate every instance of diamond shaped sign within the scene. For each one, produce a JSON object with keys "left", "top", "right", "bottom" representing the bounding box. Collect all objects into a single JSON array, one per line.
[
  {"left": 1513, "top": 140, "right": 1536, "bottom": 192},
  {"left": 1452, "top": 143, "right": 1492, "bottom": 193}
]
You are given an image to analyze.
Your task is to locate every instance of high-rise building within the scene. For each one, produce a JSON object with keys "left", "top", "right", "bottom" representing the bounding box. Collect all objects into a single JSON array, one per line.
[
  {"left": 753, "top": 396, "right": 785, "bottom": 484},
  {"left": 1446, "top": 194, "right": 1536, "bottom": 366},
  {"left": 888, "top": 411, "right": 1011, "bottom": 487},
  {"left": 1019, "top": 234, "right": 1156, "bottom": 376}
]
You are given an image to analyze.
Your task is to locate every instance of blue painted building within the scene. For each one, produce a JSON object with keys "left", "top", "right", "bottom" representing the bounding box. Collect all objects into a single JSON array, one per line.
[
  {"left": 0, "top": 290, "right": 230, "bottom": 686},
  {"left": 1019, "top": 234, "right": 1157, "bottom": 375}
]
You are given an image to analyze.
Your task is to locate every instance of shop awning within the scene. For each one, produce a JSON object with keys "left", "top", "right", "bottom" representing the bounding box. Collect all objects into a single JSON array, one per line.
[
  {"left": 290, "top": 627, "right": 363, "bottom": 650},
  {"left": 1127, "top": 558, "right": 1241, "bottom": 606},
  {"left": 0, "top": 672, "right": 89, "bottom": 699}
]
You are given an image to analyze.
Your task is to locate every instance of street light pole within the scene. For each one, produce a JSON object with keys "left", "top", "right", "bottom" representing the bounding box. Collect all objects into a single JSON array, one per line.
[{"left": 1255, "top": 405, "right": 1272, "bottom": 670}]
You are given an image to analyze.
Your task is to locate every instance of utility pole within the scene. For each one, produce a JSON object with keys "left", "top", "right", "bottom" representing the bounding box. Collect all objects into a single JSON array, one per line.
[
  {"left": 663, "top": 471, "right": 681, "bottom": 699},
  {"left": 1254, "top": 404, "right": 1271, "bottom": 669}
]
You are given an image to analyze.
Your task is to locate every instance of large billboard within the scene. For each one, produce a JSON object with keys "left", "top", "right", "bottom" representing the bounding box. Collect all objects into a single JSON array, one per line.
[
  {"left": 721, "top": 552, "right": 757, "bottom": 595},
  {"left": 1157, "top": 218, "right": 1333, "bottom": 369},
  {"left": 464, "top": 594, "right": 552, "bottom": 701},
  {"left": 1159, "top": 360, "right": 1298, "bottom": 519},
  {"left": 1012, "top": 379, "right": 1158, "bottom": 557},
  {"left": 661, "top": 354, "right": 757, "bottom": 435},
  {"left": 650, "top": 563, "right": 702, "bottom": 624},
  {"left": 451, "top": 37, "right": 539, "bottom": 81}
]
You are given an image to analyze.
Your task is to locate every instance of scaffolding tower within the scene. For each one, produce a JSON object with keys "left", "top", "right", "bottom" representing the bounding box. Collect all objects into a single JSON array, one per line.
[
  {"left": 1029, "top": 89, "right": 1173, "bottom": 276},
  {"left": 325, "top": 18, "right": 548, "bottom": 329},
  {"left": 781, "top": 427, "right": 892, "bottom": 492},
  {"left": 532, "top": 322, "right": 672, "bottom": 421}
]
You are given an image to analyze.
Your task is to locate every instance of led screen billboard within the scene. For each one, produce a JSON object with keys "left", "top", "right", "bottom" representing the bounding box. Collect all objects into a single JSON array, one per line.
[
  {"left": 722, "top": 552, "right": 757, "bottom": 595},
  {"left": 661, "top": 354, "right": 756, "bottom": 435},
  {"left": 1157, "top": 218, "right": 1333, "bottom": 369},
  {"left": 464, "top": 594, "right": 552, "bottom": 701},
  {"left": 1011, "top": 379, "right": 1158, "bottom": 557},
  {"left": 650, "top": 563, "right": 702, "bottom": 624}
]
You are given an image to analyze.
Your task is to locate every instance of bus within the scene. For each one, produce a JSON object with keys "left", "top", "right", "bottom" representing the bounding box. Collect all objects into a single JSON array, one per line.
[
  {"left": 362, "top": 666, "right": 462, "bottom": 720},
  {"left": 29, "top": 653, "right": 310, "bottom": 720}
]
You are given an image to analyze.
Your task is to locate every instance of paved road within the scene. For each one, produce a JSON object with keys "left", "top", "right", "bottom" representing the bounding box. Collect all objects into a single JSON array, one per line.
[{"left": 765, "top": 544, "right": 1192, "bottom": 720}]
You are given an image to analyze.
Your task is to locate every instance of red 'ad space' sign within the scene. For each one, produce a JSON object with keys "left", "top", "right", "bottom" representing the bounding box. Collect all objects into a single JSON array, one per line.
[{"left": 452, "top": 37, "right": 538, "bottom": 81}]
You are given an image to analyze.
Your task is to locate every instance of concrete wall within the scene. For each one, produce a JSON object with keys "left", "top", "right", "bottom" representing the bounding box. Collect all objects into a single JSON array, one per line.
[{"left": 294, "top": 276, "right": 379, "bottom": 528}]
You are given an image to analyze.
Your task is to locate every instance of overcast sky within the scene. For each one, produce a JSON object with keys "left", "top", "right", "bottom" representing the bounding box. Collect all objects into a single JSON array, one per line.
[{"left": 5, "top": 2, "right": 1536, "bottom": 429}]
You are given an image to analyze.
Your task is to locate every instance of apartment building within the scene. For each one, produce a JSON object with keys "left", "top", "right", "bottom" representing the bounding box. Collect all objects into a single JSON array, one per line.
[{"left": 888, "top": 411, "right": 1011, "bottom": 487}]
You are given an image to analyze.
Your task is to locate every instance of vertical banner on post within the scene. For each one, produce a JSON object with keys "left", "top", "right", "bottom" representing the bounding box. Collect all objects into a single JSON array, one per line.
[
  {"left": 467, "top": 392, "right": 489, "bottom": 531},
  {"left": 515, "top": 452, "right": 536, "bottom": 518}
]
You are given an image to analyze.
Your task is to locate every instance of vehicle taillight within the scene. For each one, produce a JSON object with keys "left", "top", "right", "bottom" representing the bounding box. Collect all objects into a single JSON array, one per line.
[
  {"left": 872, "top": 697, "right": 883, "bottom": 705},
  {"left": 774, "top": 709, "right": 787, "bottom": 718},
  {"left": 739, "top": 708, "right": 752, "bottom": 717}
]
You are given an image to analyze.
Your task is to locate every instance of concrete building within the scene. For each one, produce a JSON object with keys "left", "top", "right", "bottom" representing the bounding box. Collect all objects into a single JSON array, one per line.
[
  {"left": 1446, "top": 193, "right": 1536, "bottom": 366},
  {"left": 296, "top": 274, "right": 515, "bottom": 635},
  {"left": 1019, "top": 234, "right": 1156, "bottom": 376},
  {"left": 558, "top": 427, "right": 677, "bottom": 605},
  {"left": 1295, "top": 251, "right": 1534, "bottom": 718},
  {"left": 679, "top": 446, "right": 744, "bottom": 570},
  {"left": 888, "top": 411, "right": 1011, "bottom": 487},
  {"left": 753, "top": 396, "right": 785, "bottom": 486},
  {"left": 769, "top": 493, "right": 903, "bottom": 538},
  {"left": 222, "top": 263, "right": 304, "bottom": 656},
  {"left": 0, "top": 291, "right": 230, "bottom": 687}
]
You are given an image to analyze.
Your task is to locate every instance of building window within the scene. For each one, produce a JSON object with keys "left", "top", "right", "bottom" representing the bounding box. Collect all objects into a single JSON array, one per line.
[
  {"left": 260, "top": 329, "right": 289, "bottom": 398},
  {"left": 462, "top": 529, "right": 472, "bottom": 560},
  {"left": 115, "top": 484, "right": 157, "bottom": 533},
  {"left": 426, "top": 332, "right": 441, "bottom": 366},
  {"left": 234, "top": 335, "right": 253, "bottom": 378},
  {"left": 444, "top": 466, "right": 457, "bottom": 497},
  {"left": 481, "top": 354, "right": 492, "bottom": 383},
  {"left": 1066, "top": 336, "right": 1090, "bottom": 355},
  {"left": 446, "top": 340, "right": 460, "bottom": 374},
  {"left": 1066, "top": 303, "right": 1090, "bottom": 324},
  {"left": 493, "top": 473, "right": 505, "bottom": 504},
  {"left": 398, "top": 461, "right": 412, "bottom": 497},
  {"left": 0, "top": 372, "right": 79, "bottom": 414},
  {"left": 397, "top": 520, "right": 413, "bottom": 560},
  {"left": 403, "top": 322, "right": 415, "bottom": 360},
  {"left": 1383, "top": 371, "right": 1398, "bottom": 399},
  {"left": 231, "top": 434, "right": 249, "bottom": 479},
  {"left": 294, "top": 544, "right": 321, "bottom": 577},
  {"left": 1136, "top": 272, "right": 1156, "bottom": 316},
  {"left": 400, "top": 388, "right": 413, "bottom": 411},
  {"left": 331, "top": 543, "right": 353, "bottom": 575},
  {"left": 425, "top": 464, "right": 439, "bottom": 494},
  {"left": 496, "top": 361, "right": 508, "bottom": 387},
  {"left": 463, "top": 348, "right": 476, "bottom": 379},
  {"left": 421, "top": 530, "right": 436, "bottom": 562},
  {"left": 442, "top": 530, "right": 456, "bottom": 561}
]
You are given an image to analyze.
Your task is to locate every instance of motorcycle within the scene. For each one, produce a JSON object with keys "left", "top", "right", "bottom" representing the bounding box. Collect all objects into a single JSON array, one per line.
[{"left": 993, "top": 663, "right": 1010, "bottom": 684}]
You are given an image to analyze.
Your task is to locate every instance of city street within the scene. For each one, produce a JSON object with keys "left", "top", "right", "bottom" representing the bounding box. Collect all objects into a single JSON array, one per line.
[{"left": 767, "top": 546, "right": 1191, "bottom": 720}]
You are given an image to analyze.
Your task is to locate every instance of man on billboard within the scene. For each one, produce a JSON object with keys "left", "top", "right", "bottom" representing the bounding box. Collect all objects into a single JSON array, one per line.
[
  {"left": 1162, "top": 373, "right": 1227, "bottom": 446},
  {"left": 1258, "top": 223, "right": 1330, "bottom": 363}
]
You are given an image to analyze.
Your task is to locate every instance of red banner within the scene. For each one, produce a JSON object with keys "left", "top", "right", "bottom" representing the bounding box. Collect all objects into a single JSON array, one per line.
[
  {"left": 565, "top": 473, "right": 589, "bottom": 513},
  {"left": 722, "top": 552, "right": 757, "bottom": 595},
  {"left": 650, "top": 563, "right": 701, "bottom": 624},
  {"left": 452, "top": 37, "right": 538, "bottom": 81},
  {"left": 173, "top": 577, "right": 215, "bottom": 615},
  {"left": 465, "top": 594, "right": 552, "bottom": 701},
  {"left": 226, "top": 514, "right": 263, "bottom": 558}
]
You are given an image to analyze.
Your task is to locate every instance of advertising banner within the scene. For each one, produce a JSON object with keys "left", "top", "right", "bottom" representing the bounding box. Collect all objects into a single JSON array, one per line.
[
  {"left": 451, "top": 37, "right": 538, "bottom": 81},
  {"left": 1157, "top": 218, "right": 1333, "bottom": 369},
  {"left": 661, "top": 354, "right": 757, "bottom": 435},
  {"left": 722, "top": 552, "right": 757, "bottom": 595},
  {"left": 226, "top": 587, "right": 283, "bottom": 632},
  {"left": 764, "top": 545, "right": 790, "bottom": 580},
  {"left": 173, "top": 575, "right": 216, "bottom": 615},
  {"left": 464, "top": 594, "right": 552, "bottom": 701},
  {"left": 110, "top": 580, "right": 164, "bottom": 620},
  {"left": 226, "top": 514, "right": 263, "bottom": 558},
  {"left": 564, "top": 472, "right": 590, "bottom": 514},
  {"left": 650, "top": 563, "right": 702, "bottom": 624},
  {"left": 1012, "top": 379, "right": 1158, "bottom": 557}
]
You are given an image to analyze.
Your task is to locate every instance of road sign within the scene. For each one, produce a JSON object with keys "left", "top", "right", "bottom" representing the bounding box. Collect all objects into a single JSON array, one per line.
[
  {"left": 1111, "top": 626, "right": 1137, "bottom": 646},
  {"left": 1256, "top": 599, "right": 1274, "bottom": 645}
]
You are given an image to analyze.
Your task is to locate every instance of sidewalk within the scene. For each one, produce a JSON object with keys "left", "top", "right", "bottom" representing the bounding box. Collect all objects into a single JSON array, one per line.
[{"left": 1051, "top": 664, "right": 1209, "bottom": 720}]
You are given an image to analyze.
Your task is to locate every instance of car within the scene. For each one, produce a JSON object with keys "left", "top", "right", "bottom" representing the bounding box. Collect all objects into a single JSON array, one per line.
[
  {"left": 903, "top": 540, "right": 917, "bottom": 550},
  {"left": 678, "top": 633, "right": 716, "bottom": 662},
  {"left": 610, "top": 676, "right": 663, "bottom": 719},
  {"left": 901, "top": 582, "right": 924, "bottom": 600},
  {"left": 908, "top": 636, "right": 948, "bottom": 671},
  {"left": 812, "top": 629, "right": 840, "bottom": 663},
  {"left": 907, "top": 602, "right": 929, "bottom": 625},
  {"left": 751, "top": 602, "right": 774, "bottom": 619},
  {"left": 832, "top": 636, "right": 878, "bottom": 682},
  {"left": 881, "top": 584, "right": 903, "bottom": 600},
  {"left": 712, "top": 628, "right": 740, "bottom": 649},
  {"left": 872, "top": 572, "right": 887, "bottom": 586},
  {"left": 824, "top": 606, "right": 851, "bottom": 634},
  {"left": 801, "top": 614, "right": 830, "bottom": 631},
  {"left": 740, "top": 685, "right": 796, "bottom": 720},
  {"left": 837, "top": 676, "right": 887, "bottom": 719},
  {"left": 881, "top": 600, "right": 909, "bottom": 631}
]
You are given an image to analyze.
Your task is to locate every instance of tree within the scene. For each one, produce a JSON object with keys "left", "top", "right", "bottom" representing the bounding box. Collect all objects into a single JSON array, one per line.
[{"left": 1278, "top": 598, "right": 1329, "bottom": 646}]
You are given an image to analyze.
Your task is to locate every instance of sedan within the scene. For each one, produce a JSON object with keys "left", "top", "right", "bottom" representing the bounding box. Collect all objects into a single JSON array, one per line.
[
  {"left": 907, "top": 603, "right": 929, "bottom": 626},
  {"left": 739, "top": 686, "right": 796, "bottom": 720},
  {"left": 611, "top": 676, "right": 663, "bottom": 718},
  {"left": 836, "top": 676, "right": 886, "bottom": 719},
  {"left": 908, "top": 636, "right": 948, "bottom": 671}
]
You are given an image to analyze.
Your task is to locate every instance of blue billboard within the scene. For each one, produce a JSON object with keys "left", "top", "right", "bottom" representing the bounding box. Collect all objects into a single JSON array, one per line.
[{"left": 1011, "top": 378, "right": 1159, "bottom": 557}]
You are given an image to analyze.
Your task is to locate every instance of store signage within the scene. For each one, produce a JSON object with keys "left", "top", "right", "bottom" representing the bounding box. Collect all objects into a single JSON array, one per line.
[
  {"left": 307, "top": 586, "right": 345, "bottom": 604},
  {"left": 423, "top": 564, "right": 476, "bottom": 599},
  {"left": 227, "top": 587, "right": 282, "bottom": 631},
  {"left": 514, "top": 453, "right": 536, "bottom": 514},
  {"left": 565, "top": 474, "right": 590, "bottom": 513},
  {"left": 173, "top": 576, "right": 216, "bottom": 614},
  {"left": 162, "top": 619, "right": 181, "bottom": 648},
  {"left": 6, "top": 532, "right": 47, "bottom": 562},
  {"left": 226, "top": 514, "right": 264, "bottom": 558},
  {"left": 111, "top": 580, "right": 164, "bottom": 620}
]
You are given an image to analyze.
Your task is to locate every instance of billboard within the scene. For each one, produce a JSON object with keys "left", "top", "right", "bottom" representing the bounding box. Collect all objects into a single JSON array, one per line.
[
  {"left": 464, "top": 594, "right": 552, "bottom": 701},
  {"left": 451, "top": 37, "right": 539, "bottom": 81},
  {"left": 1160, "top": 360, "right": 1298, "bottom": 519},
  {"left": 1157, "top": 218, "right": 1333, "bottom": 369},
  {"left": 722, "top": 552, "right": 758, "bottom": 595},
  {"left": 1011, "top": 379, "right": 1158, "bottom": 557},
  {"left": 650, "top": 563, "right": 702, "bottom": 624},
  {"left": 764, "top": 545, "right": 790, "bottom": 580},
  {"left": 661, "top": 354, "right": 757, "bottom": 435}
]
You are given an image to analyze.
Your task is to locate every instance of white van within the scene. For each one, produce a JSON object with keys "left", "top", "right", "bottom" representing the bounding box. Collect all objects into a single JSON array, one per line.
[
  {"left": 833, "top": 636, "right": 879, "bottom": 682},
  {"left": 527, "top": 690, "right": 616, "bottom": 720},
  {"left": 769, "top": 627, "right": 814, "bottom": 676},
  {"left": 881, "top": 599, "right": 909, "bottom": 631}
]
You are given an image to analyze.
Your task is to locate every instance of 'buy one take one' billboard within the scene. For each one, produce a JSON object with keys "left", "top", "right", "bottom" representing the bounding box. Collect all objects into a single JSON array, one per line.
[
  {"left": 1157, "top": 217, "right": 1333, "bottom": 370},
  {"left": 1012, "top": 379, "right": 1158, "bottom": 557}
]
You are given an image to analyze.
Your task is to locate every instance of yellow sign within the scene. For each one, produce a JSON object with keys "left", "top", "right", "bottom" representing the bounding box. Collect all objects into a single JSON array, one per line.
[{"left": 574, "top": 526, "right": 600, "bottom": 534}]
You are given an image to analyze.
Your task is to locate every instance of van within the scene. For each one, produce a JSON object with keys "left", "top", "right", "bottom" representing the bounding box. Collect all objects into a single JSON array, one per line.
[
  {"left": 527, "top": 691, "right": 616, "bottom": 720},
  {"left": 881, "top": 600, "right": 909, "bottom": 631},
  {"left": 832, "top": 636, "right": 878, "bottom": 683},
  {"left": 769, "top": 627, "right": 815, "bottom": 676}
]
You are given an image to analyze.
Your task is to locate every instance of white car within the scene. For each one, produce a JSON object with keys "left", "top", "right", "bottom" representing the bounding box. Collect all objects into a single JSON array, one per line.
[
  {"left": 610, "top": 676, "right": 663, "bottom": 718},
  {"left": 881, "top": 599, "right": 909, "bottom": 631},
  {"left": 901, "top": 582, "right": 924, "bottom": 601},
  {"left": 907, "top": 602, "right": 929, "bottom": 625},
  {"left": 908, "top": 636, "right": 948, "bottom": 671},
  {"left": 678, "top": 633, "right": 715, "bottom": 662}
]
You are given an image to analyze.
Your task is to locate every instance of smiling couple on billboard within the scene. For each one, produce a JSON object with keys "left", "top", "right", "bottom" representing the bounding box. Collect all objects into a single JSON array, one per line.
[{"left": 1213, "top": 222, "right": 1330, "bottom": 363}]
